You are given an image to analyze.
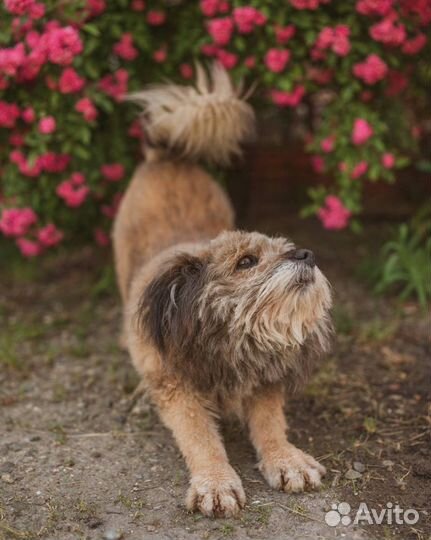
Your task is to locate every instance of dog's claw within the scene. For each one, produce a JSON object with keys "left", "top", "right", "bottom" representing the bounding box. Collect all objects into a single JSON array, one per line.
[
  {"left": 186, "top": 469, "right": 246, "bottom": 517},
  {"left": 259, "top": 445, "right": 326, "bottom": 493}
]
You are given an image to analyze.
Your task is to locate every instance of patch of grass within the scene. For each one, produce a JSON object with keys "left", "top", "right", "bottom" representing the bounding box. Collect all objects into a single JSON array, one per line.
[
  {"left": 0, "top": 320, "right": 46, "bottom": 371},
  {"left": 219, "top": 523, "right": 235, "bottom": 536},
  {"left": 363, "top": 205, "right": 431, "bottom": 310},
  {"left": 74, "top": 498, "right": 99, "bottom": 522},
  {"left": 358, "top": 317, "right": 399, "bottom": 342},
  {"left": 49, "top": 424, "right": 67, "bottom": 445},
  {"left": 248, "top": 504, "right": 272, "bottom": 526}
]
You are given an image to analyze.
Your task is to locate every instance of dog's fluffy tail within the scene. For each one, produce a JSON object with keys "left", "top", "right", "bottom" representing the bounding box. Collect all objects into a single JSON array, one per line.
[{"left": 128, "top": 63, "right": 255, "bottom": 165}]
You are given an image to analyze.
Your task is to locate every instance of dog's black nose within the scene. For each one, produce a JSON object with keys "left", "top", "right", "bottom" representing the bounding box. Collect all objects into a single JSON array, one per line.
[{"left": 292, "top": 249, "right": 315, "bottom": 267}]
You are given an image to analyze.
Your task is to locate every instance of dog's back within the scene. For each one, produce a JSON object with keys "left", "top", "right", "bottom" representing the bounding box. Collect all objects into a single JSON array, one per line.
[{"left": 112, "top": 63, "right": 255, "bottom": 304}]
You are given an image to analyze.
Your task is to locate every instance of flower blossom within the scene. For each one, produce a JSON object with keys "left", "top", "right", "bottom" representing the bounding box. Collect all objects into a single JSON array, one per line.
[
  {"left": 353, "top": 54, "right": 388, "bottom": 84},
  {"left": 318, "top": 195, "right": 351, "bottom": 230}
]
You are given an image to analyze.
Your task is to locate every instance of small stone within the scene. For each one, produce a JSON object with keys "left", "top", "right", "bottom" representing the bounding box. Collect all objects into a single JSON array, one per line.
[
  {"left": 91, "top": 451, "right": 102, "bottom": 459},
  {"left": 345, "top": 469, "right": 362, "bottom": 480},
  {"left": 1, "top": 473, "right": 15, "bottom": 484},
  {"left": 353, "top": 461, "right": 366, "bottom": 473},
  {"left": 103, "top": 529, "right": 123, "bottom": 540},
  {"left": 147, "top": 525, "right": 156, "bottom": 532},
  {"left": 29, "top": 435, "right": 41, "bottom": 442}
]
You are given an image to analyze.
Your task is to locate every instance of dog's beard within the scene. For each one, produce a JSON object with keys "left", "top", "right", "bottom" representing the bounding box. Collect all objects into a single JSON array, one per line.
[{"left": 201, "top": 261, "right": 332, "bottom": 358}]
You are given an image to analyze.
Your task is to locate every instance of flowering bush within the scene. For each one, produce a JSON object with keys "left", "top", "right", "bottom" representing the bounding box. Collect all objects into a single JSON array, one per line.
[{"left": 0, "top": 0, "right": 430, "bottom": 256}]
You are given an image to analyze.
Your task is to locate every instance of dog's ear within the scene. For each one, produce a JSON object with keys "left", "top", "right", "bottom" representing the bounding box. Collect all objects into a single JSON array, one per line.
[{"left": 136, "top": 254, "right": 206, "bottom": 353}]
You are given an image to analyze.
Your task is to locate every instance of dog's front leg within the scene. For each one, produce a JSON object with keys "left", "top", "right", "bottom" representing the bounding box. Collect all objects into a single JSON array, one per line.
[
  {"left": 153, "top": 382, "right": 245, "bottom": 517},
  {"left": 245, "top": 385, "right": 326, "bottom": 493}
]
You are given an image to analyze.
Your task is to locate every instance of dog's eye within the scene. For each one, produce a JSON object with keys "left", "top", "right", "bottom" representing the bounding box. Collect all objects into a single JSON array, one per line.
[{"left": 236, "top": 255, "right": 258, "bottom": 270}]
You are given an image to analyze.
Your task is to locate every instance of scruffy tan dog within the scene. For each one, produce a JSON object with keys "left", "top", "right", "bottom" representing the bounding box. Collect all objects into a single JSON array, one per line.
[{"left": 113, "top": 64, "right": 332, "bottom": 518}]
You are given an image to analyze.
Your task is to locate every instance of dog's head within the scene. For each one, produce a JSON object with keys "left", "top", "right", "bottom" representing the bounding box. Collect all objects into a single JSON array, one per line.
[{"left": 136, "top": 231, "right": 332, "bottom": 392}]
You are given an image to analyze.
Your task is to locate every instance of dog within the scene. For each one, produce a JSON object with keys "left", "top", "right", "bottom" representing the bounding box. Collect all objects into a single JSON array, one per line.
[{"left": 113, "top": 63, "right": 332, "bottom": 518}]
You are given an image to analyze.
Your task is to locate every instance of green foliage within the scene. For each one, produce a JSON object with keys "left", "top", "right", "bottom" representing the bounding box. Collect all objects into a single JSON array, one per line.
[{"left": 373, "top": 205, "right": 431, "bottom": 308}]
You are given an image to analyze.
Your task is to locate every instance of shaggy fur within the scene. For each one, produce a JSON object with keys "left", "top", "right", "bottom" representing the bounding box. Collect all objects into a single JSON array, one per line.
[{"left": 113, "top": 63, "right": 332, "bottom": 518}]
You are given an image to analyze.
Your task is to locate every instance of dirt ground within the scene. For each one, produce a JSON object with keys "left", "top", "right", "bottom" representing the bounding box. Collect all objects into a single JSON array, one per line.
[{"left": 0, "top": 216, "right": 430, "bottom": 540}]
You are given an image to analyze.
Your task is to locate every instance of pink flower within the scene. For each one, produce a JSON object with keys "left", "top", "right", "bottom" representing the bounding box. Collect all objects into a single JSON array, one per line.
[
  {"left": 10, "top": 149, "right": 25, "bottom": 164},
  {"left": 201, "top": 43, "right": 218, "bottom": 57},
  {"left": 316, "top": 25, "right": 350, "bottom": 56},
  {"left": 9, "top": 132, "right": 24, "bottom": 146},
  {"left": 332, "top": 25, "right": 351, "bottom": 56},
  {"left": 218, "top": 1, "right": 230, "bottom": 13},
  {"left": 59, "top": 67, "right": 85, "bottom": 94},
  {"left": 16, "top": 238, "right": 41, "bottom": 257},
  {"left": 318, "top": 195, "right": 351, "bottom": 230},
  {"left": 101, "top": 163, "right": 124, "bottom": 182},
  {"left": 290, "top": 0, "right": 320, "bottom": 9},
  {"left": 86, "top": 0, "right": 106, "bottom": 17},
  {"left": 131, "top": 0, "right": 145, "bottom": 11},
  {"left": 265, "top": 48, "right": 291, "bottom": 73},
  {"left": 101, "top": 193, "right": 122, "bottom": 219},
  {"left": 18, "top": 157, "right": 42, "bottom": 177},
  {"left": 39, "top": 152, "right": 70, "bottom": 173},
  {"left": 113, "top": 33, "right": 138, "bottom": 61},
  {"left": 351, "top": 161, "right": 368, "bottom": 179},
  {"left": 216, "top": 50, "right": 238, "bottom": 69},
  {"left": 316, "top": 27, "right": 334, "bottom": 49},
  {"left": 0, "top": 101, "right": 20, "bottom": 128},
  {"left": 4, "top": 0, "right": 35, "bottom": 15},
  {"left": 402, "top": 34, "right": 427, "bottom": 55},
  {"left": 38, "top": 116, "right": 56, "bottom": 134},
  {"left": 0, "top": 43, "right": 26, "bottom": 77},
  {"left": 147, "top": 10, "right": 166, "bottom": 25},
  {"left": 270, "top": 85, "right": 305, "bottom": 107},
  {"left": 275, "top": 25, "right": 296, "bottom": 44},
  {"left": 180, "top": 63, "right": 193, "bottom": 79},
  {"left": 22, "top": 106, "right": 35, "bottom": 123},
  {"left": 356, "top": 0, "right": 393, "bottom": 16},
  {"left": 57, "top": 180, "right": 90, "bottom": 207},
  {"left": 385, "top": 70, "right": 408, "bottom": 96},
  {"left": 321, "top": 135, "right": 336, "bottom": 153},
  {"left": 75, "top": 97, "right": 98, "bottom": 121},
  {"left": 94, "top": 228, "right": 110, "bottom": 246},
  {"left": 208, "top": 17, "right": 234, "bottom": 46},
  {"left": 381, "top": 153, "right": 395, "bottom": 168},
  {"left": 353, "top": 54, "right": 388, "bottom": 84},
  {"left": 45, "top": 26, "right": 83, "bottom": 65},
  {"left": 70, "top": 172, "right": 86, "bottom": 185},
  {"left": 370, "top": 18, "right": 406, "bottom": 47},
  {"left": 37, "top": 223, "right": 63, "bottom": 247},
  {"left": 352, "top": 118, "right": 373, "bottom": 145},
  {"left": 0, "top": 207, "right": 37, "bottom": 237},
  {"left": 128, "top": 119, "right": 144, "bottom": 139},
  {"left": 233, "top": 7, "right": 266, "bottom": 34},
  {"left": 244, "top": 55, "right": 256, "bottom": 68},
  {"left": 153, "top": 48, "right": 167, "bottom": 63},
  {"left": 310, "top": 155, "right": 325, "bottom": 174},
  {"left": 308, "top": 67, "right": 332, "bottom": 84},
  {"left": 200, "top": 0, "right": 219, "bottom": 17},
  {"left": 98, "top": 69, "right": 128, "bottom": 101},
  {"left": 29, "top": 2, "right": 44, "bottom": 19}
]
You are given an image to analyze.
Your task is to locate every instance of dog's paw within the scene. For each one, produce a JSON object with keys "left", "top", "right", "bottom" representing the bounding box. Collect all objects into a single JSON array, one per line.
[
  {"left": 259, "top": 444, "right": 326, "bottom": 493},
  {"left": 186, "top": 468, "right": 246, "bottom": 518}
]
